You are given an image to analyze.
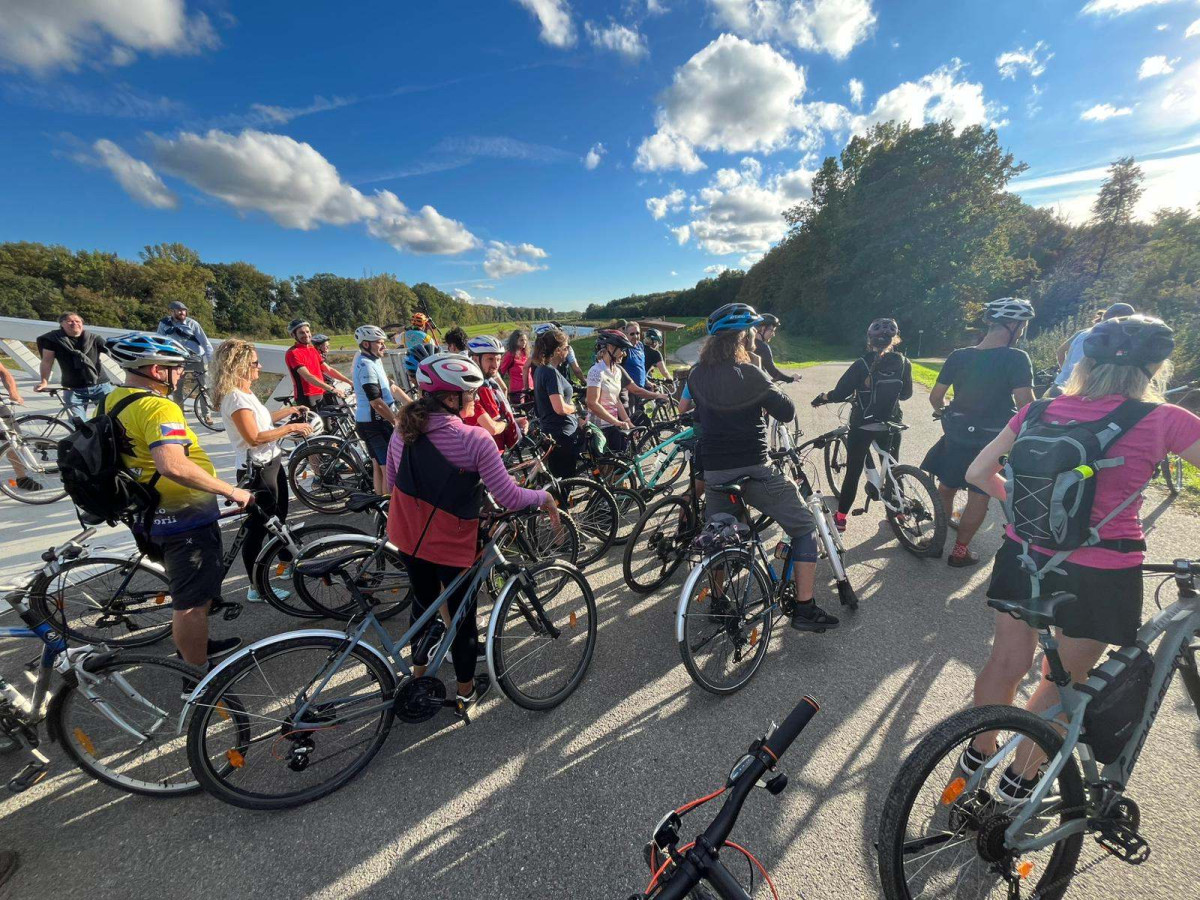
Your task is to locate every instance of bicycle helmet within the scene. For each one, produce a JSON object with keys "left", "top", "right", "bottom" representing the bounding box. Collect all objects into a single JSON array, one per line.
[
  {"left": 644, "top": 327, "right": 664, "bottom": 346},
  {"left": 107, "top": 333, "right": 189, "bottom": 369},
  {"left": 706, "top": 303, "right": 763, "bottom": 334},
  {"left": 417, "top": 352, "right": 485, "bottom": 393},
  {"left": 411, "top": 312, "right": 430, "bottom": 329},
  {"left": 404, "top": 342, "right": 436, "bottom": 374},
  {"left": 402, "top": 329, "right": 430, "bottom": 351},
  {"left": 466, "top": 334, "right": 504, "bottom": 355},
  {"left": 287, "top": 318, "right": 310, "bottom": 336},
  {"left": 867, "top": 318, "right": 899, "bottom": 344},
  {"left": 1103, "top": 302, "right": 1135, "bottom": 320},
  {"left": 534, "top": 323, "right": 558, "bottom": 336},
  {"left": 312, "top": 333, "right": 329, "bottom": 344},
  {"left": 1083, "top": 314, "right": 1175, "bottom": 373},
  {"left": 281, "top": 409, "right": 324, "bottom": 438},
  {"left": 984, "top": 298, "right": 1035, "bottom": 322},
  {"left": 354, "top": 324, "right": 387, "bottom": 344},
  {"left": 595, "top": 329, "right": 634, "bottom": 352},
  {"left": 758, "top": 314, "right": 779, "bottom": 329}
]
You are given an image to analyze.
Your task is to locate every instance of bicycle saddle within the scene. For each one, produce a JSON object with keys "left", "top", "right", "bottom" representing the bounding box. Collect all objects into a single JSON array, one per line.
[
  {"left": 295, "top": 552, "right": 362, "bottom": 580},
  {"left": 272, "top": 394, "right": 293, "bottom": 404},
  {"left": 987, "top": 592, "right": 1080, "bottom": 630},
  {"left": 711, "top": 476, "right": 754, "bottom": 495},
  {"left": 345, "top": 492, "right": 388, "bottom": 513}
]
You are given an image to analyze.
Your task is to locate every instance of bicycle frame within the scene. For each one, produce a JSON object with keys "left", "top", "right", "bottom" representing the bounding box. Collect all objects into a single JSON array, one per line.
[{"left": 606, "top": 426, "right": 694, "bottom": 493}]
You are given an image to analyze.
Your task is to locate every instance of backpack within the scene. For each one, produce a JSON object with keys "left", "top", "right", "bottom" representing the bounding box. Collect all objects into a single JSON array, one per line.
[
  {"left": 57, "top": 392, "right": 161, "bottom": 530},
  {"left": 857, "top": 352, "right": 907, "bottom": 425},
  {"left": 1001, "top": 398, "right": 1156, "bottom": 588}
]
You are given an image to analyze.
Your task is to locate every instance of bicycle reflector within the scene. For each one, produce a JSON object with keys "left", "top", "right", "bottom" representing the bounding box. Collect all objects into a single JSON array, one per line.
[{"left": 940, "top": 777, "right": 966, "bottom": 805}]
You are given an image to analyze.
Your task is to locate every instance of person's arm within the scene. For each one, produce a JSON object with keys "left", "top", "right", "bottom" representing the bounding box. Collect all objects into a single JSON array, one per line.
[
  {"left": 156, "top": 320, "right": 171, "bottom": 337},
  {"left": 322, "top": 361, "right": 352, "bottom": 386},
  {"left": 472, "top": 410, "right": 507, "bottom": 438},
  {"left": 270, "top": 405, "right": 307, "bottom": 424},
  {"left": 1055, "top": 335, "right": 1074, "bottom": 366},
  {"left": 1011, "top": 352, "right": 1035, "bottom": 409},
  {"left": 678, "top": 396, "right": 693, "bottom": 414},
  {"left": 929, "top": 383, "right": 949, "bottom": 412},
  {"left": 385, "top": 430, "right": 402, "bottom": 493},
  {"left": 900, "top": 359, "right": 914, "bottom": 401},
  {"left": 149, "top": 443, "right": 251, "bottom": 506},
  {"left": 230, "top": 408, "right": 309, "bottom": 446},
  {"left": 1013, "top": 387, "right": 1035, "bottom": 407},
  {"left": 359, "top": 370, "right": 397, "bottom": 425},
  {"left": 549, "top": 394, "right": 575, "bottom": 416},
  {"left": 762, "top": 384, "right": 796, "bottom": 423},
  {"left": 468, "top": 428, "right": 554, "bottom": 516},
  {"left": 0, "top": 362, "right": 22, "bottom": 405},
  {"left": 389, "top": 383, "right": 413, "bottom": 406},
  {"left": 965, "top": 426, "right": 1018, "bottom": 500},
  {"left": 36, "top": 348, "right": 55, "bottom": 390},
  {"left": 1180, "top": 438, "right": 1200, "bottom": 469},
  {"left": 295, "top": 365, "right": 338, "bottom": 393},
  {"left": 499, "top": 353, "right": 515, "bottom": 377},
  {"left": 195, "top": 323, "right": 214, "bottom": 361},
  {"left": 758, "top": 341, "right": 793, "bottom": 383},
  {"left": 819, "top": 359, "right": 866, "bottom": 405},
  {"left": 586, "top": 385, "right": 624, "bottom": 428},
  {"left": 626, "top": 380, "right": 666, "bottom": 400}
]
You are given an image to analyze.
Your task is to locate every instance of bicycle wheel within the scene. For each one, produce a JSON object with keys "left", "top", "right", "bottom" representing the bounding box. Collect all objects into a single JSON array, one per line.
[
  {"left": 611, "top": 485, "right": 646, "bottom": 545},
  {"left": 287, "top": 438, "right": 363, "bottom": 512},
  {"left": 187, "top": 635, "right": 397, "bottom": 810},
  {"left": 253, "top": 522, "right": 367, "bottom": 619},
  {"left": 488, "top": 561, "right": 597, "bottom": 710},
  {"left": 15, "top": 413, "right": 74, "bottom": 442},
  {"left": 501, "top": 509, "right": 580, "bottom": 567},
  {"left": 677, "top": 549, "right": 774, "bottom": 695},
  {"left": 193, "top": 390, "right": 224, "bottom": 432},
  {"left": 29, "top": 555, "right": 174, "bottom": 647},
  {"left": 884, "top": 464, "right": 946, "bottom": 558},
  {"left": 623, "top": 495, "right": 696, "bottom": 594},
  {"left": 876, "top": 705, "right": 1086, "bottom": 900},
  {"left": 292, "top": 538, "right": 411, "bottom": 621},
  {"left": 551, "top": 476, "right": 617, "bottom": 567},
  {"left": 0, "top": 435, "right": 66, "bottom": 504},
  {"left": 824, "top": 433, "right": 848, "bottom": 497},
  {"left": 50, "top": 653, "right": 220, "bottom": 796}
]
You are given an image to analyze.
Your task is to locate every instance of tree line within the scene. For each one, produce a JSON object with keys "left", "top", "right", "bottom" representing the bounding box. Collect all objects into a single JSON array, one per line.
[
  {"left": 0, "top": 241, "right": 560, "bottom": 338},
  {"left": 586, "top": 121, "right": 1199, "bottom": 380}
]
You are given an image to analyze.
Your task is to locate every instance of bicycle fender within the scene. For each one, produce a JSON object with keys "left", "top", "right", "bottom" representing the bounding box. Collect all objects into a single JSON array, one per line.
[
  {"left": 250, "top": 525, "right": 374, "bottom": 568},
  {"left": 675, "top": 549, "right": 754, "bottom": 644},
  {"left": 484, "top": 560, "right": 588, "bottom": 687}
]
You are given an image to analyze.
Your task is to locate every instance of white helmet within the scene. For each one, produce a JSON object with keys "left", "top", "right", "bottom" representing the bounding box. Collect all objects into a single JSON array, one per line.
[
  {"left": 984, "top": 297, "right": 1035, "bottom": 322},
  {"left": 466, "top": 334, "right": 504, "bottom": 355},
  {"left": 107, "top": 333, "right": 190, "bottom": 369},
  {"left": 355, "top": 324, "right": 388, "bottom": 344},
  {"left": 281, "top": 409, "right": 324, "bottom": 441},
  {"left": 417, "top": 352, "right": 485, "bottom": 393},
  {"left": 534, "top": 323, "right": 557, "bottom": 335}
]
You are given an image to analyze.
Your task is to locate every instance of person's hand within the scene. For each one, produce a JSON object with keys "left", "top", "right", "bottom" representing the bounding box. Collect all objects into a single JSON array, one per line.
[
  {"left": 619, "top": 420, "right": 633, "bottom": 432},
  {"left": 655, "top": 392, "right": 668, "bottom": 401},
  {"left": 289, "top": 423, "right": 314, "bottom": 438},
  {"left": 293, "top": 405, "right": 309, "bottom": 416},
  {"left": 227, "top": 487, "right": 253, "bottom": 510},
  {"left": 8, "top": 391, "right": 24, "bottom": 406},
  {"left": 34, "top": 382, "right": 51, "bottom": 393},
  {"left": 541, "top": 493, "right": 561, "bottom": 530},
  {"left": 810, "top": 393, "right": 826, "bottom": 408}
]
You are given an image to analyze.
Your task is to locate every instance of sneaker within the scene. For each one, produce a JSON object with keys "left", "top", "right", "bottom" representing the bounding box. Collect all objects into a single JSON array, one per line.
[
  {"left": 246, "top": 586, "right": 290, "bottom": 604},
  {"left": 455, "top": 673, "right": 492, "bottom": 712},
  {"left": 15, "top": 476, "right": 44, "bottom": 492},
  {"left": 947, "top": 545, "right": 980, "bottom": 568},
  {"left": 833, "top": 511, "right": 847, "bottom": 533},
  {"left": 995, "top": 767, "right": 1042, "bottom": 805},
  {"left": 205, "top": 637, "right": 243, "bottom": 660},
  {"left": 958, "top": 744, "right": 991, "bottom": 775},
  {"left": 790, "top": 600, "right": 840, "bottom": 632}
]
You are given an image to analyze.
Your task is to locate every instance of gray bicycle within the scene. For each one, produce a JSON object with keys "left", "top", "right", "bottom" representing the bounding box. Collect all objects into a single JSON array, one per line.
[{"left": 877, "top": 559, "right": 1200, "bottom": 899}]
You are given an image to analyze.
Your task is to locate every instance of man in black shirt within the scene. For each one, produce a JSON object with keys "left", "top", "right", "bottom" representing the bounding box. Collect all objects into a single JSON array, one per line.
[
  {"left": 35, "top": 311, "right": 112, "bottom": 417},
  {"left": 754, "top": 314, "right": 795, "bottom": 384}
]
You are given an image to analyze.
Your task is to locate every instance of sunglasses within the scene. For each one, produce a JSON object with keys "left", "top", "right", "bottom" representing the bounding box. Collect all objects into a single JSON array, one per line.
[{"left": 250, "top": 360, "right": 262, "bottom": 368}]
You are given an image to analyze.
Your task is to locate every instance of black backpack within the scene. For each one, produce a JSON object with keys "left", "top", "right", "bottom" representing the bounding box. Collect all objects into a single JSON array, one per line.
[
  {"left": 857, "top": 352, "right": 907, "bottom": 425},
  {"left": 57, "top": 392, "right": 161, "bottom": 529}
]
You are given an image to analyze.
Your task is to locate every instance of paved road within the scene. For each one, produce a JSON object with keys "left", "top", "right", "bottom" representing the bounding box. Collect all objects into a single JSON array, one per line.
[{"left": 2, "top": 366, "right": 1198, "bottom": 899}]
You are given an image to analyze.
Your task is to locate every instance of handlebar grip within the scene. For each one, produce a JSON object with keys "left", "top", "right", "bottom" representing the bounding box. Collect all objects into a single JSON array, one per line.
[{"left": 764, "top": 696, "right": 819, "bottom": 760}]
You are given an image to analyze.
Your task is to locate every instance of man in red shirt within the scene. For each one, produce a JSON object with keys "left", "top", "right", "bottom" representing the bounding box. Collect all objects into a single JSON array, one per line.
[
  {"left": 462, "top": 334, "right": 519, "bottom": 450},
  {"left": 284, "top": 320, "right": 351, "bottom": 407}
]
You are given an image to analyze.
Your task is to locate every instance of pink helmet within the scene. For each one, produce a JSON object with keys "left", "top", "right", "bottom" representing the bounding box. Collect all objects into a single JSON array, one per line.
[{"left": 417, "top": 352, "right": 485, "bottom": 393}]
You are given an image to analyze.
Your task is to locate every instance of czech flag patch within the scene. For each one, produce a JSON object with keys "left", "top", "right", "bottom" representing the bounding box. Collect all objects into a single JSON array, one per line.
[{"left": 160, "top": 423, "right": 188, "bottom": 438}]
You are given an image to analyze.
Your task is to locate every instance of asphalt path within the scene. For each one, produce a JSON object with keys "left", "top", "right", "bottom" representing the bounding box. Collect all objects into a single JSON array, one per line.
[{"left": 2, "top": 365, "right": 1199, "bottom": 899}]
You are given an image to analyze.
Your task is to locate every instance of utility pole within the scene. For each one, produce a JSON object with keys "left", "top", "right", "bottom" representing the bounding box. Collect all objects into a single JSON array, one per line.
[{"left": 916, "top": 330, "right": 924, "bottom": 358}]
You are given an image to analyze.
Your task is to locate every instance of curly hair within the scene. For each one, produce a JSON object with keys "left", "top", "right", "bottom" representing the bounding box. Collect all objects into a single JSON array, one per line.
[
  {"left": 506, "top": 328, "right": 529, "bottom": 354},
  {"left": 210, "top": 338, "right": 257, "bottom": 406},
  {"left": 532, "top": 328, "right": 567, "bottom": 366},
  {"left": 444, "top": 326, "right": 468, "bottom": 353},
  {"left": 697, "top": 330, "right": 750, "bottom": 368}
]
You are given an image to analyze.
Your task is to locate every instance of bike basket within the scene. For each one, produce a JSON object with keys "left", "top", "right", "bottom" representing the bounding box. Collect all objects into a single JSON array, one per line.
[{"left": 1077, "top": 649, "right": 1154, "bottom": 765}]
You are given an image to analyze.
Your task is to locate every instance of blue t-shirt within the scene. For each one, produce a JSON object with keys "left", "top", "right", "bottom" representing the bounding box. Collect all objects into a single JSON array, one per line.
[
  {"left": 622, "top": 343, "right": 647, "bottom": 388},
  {"left": 534, "top": 364, "right": 578, "bottom": 438},
  {"left": 353, "top": 352, "right": 395, "bottom": 423},
  {"left": 1055, "top": 329, "right": 1090, "bottom": 386}
]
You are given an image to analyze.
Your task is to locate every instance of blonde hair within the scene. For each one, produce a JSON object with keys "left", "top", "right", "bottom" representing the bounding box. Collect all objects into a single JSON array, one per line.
[
  {"left": 211, "top": 338, "right": 258, "bottom": 405},
  {"left": 1062, "top": 356, "right": 1173, "bottom": 403}
]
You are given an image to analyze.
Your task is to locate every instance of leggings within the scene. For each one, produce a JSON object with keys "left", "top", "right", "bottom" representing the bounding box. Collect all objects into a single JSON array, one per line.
[
  {"left": 837, "top": 427, "right": 901, "bottom": 515},
  {"left": 401, "top": 554, "right": 478, "bottom": 685},
  {"left": 239, "top": 458, "right": 289, "bottom": 575},
  {"left": 547, "top": 437, "right": 580, "bottom": 480}
]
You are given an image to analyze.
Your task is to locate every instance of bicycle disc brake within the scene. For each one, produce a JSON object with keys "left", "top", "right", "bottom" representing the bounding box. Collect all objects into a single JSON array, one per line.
[{"left": 393, "top": 676, "right": 448, "bottom": 723}]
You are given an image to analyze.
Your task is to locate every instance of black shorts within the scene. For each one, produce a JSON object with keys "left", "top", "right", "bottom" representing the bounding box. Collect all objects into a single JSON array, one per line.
[
  {"left": 154, "top": 522, "right": 225, "bottom": 612},
  {"left": 356, "top": 420, "right": 393, "bottom": 465},
  {"left": 920, "top": 436, "right": 988, "bottom": 494},
  {"left": 986, "top": 538, "right": 1143, "bottom": 646}
]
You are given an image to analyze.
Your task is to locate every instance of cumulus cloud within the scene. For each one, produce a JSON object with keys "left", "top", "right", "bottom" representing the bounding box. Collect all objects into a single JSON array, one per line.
[
  {"left": 1081, "top": 0, "right": 1177, "bottom": 14},
  {"left": 453, "top": 288, "right": 475, "bottom": 301},
  {"left": 704, "top": 264, "right": 729, "bottom": 275},
  {"left": 707, "top": 0, "right": 876, "bottom": 60},
  {"left": 635, "top": 130, "right": 707, "bottom": 173},
  {"left": 646, "top": 0, "right": 670, "bottom": 13},
  {"left": 1138, "top": 55, "right": 1175, "bottom": 78},
  {"left": 0, "top": 0, "right": 219, "bottom": 75},
  {"left": 864, "top": 61, "right": 1003, "bottom": 131},
  {"left": 585, "top": 20, "right": 649, "bottom": 60},
  {"left": 584, "top": 142, "right": 606, "bottom": 170},
  {"left": 847, "top": 78, "right": 864, "bottom": 107},
  {"left": 484, "top": 241, "right": 549, "bottom": 278},
  {"left": 996, "top": 41, "right": 1052, "bottom": 79},
  {"left": 91, "top": 139, "right": 178, "bottom": 209},
  {"left": 1080, "top": 103, "right": 1133, "bottom": 121},
  {"left": 366, "top": 192, "right": 478, "bottom": 255},
  {"left": 671, "top": 225, "right": 691, "bottom": 245},
  {"left": 646, "top": 188, "right": 687, "bottom": 219},
  {"left": 1188, "top": 19, "right": 1200, "bottom": 38},
  {"left": 513, "top": 0, "right": 576, "bottom": 48},
  {"left": 1158, "top": 59, "right": 1200, "bottom": 125}
]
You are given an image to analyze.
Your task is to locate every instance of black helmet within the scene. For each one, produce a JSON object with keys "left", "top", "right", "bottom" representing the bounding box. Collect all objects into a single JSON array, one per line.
[
  {"left": 759, "top": 313, "right": 779, "bottom": 328},
  {"left": 595, "top": 328, "right": 634, "bottom": 351},
  {"left": 1083, "top": 314, "right": 1175, "bottom": 373}
]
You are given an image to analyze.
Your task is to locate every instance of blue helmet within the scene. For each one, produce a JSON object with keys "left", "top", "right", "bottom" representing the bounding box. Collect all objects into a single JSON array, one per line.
[
  {"left": 404, "top": 342, "right": 436, "bottom": 374},
  {"left": 107, "top": 332, "right": 190, "bottom": 369},
  {"left": 706, "top": 303, "right": 763, "bottom": 335}
]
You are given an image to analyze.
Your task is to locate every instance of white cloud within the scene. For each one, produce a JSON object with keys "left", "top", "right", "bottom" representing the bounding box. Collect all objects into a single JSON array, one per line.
[
  {"left": 646, "top": 188, "right": 686, "bottom": 219},
  {"left": 366, "top": 192, "right": 479, "bottom": 255},
  {"left": 707, "top": 0, "right": 877, "bottom": 60},
  {"left": 996, "top": 41, "right": 1052, "bottom": 79},
  {"left": 0, "top": 0, "right": 219, "bottom": 75},
  {"left": 1188, "top": 19, "right": 1200, "bottom": 37},
  {"left": 1080, "top": 102, "right": 1133, "bottom": 121},
  {"left": 671, "top": 225, "right": 691, "bottom": 244},
  {"left": 634, "top": 130, "right": 706, "bottom": 173},
  {"left": 1158, "top": 59, "right": 1200, "bottom": 125},
  {"left": 1081, "top": 0, "right": 1177, "bottom": 14},
  {"left": 585, "top": 20, "right": 649, "bottom": 60},
  {"left": 847, "top": 78, "right": 864, "bottom": 107},
  {"left": 583, "top": 142, "right": 607, "bottom": 170},
  {"left": 246, "top": 95, "right": 356, "bottom": 126},
  {"left": 513, "top": 0, "right": 577, "bottom": 48},
  {"left": 670, "top": 270, "right": 679, "bottom": 276},
  {"left": 91, "top": 139, "right": 178, "bottom": 210},
  {"left": 452, "top": 288, "right": 475, "bottom": 301},
  {"left": 1156, "top": 23, "right": 1170, "bottom": 30},
  {"left": 1138, "top": 55, "right": 1175, "bottom": 78},
  {"left": 646, "top": 0, "right": 670, "bottom": 13},
  {"left": 484, "top": 241, "right": 549, "bottom": 278},
  {"left": 864, "top": 60, "right": 1003, "bottom": 131},
  {"left": 704, "top": 264, "right": 729, "bottom": 275}
]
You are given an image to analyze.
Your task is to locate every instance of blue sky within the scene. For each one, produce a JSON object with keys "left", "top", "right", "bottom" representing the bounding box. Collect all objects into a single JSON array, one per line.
[{"left": 1, "top": 0, "right": 1198, "bottom": 311}]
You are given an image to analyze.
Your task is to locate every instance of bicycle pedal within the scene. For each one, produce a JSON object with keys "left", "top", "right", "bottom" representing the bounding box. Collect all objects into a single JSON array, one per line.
[
  {"left": 1094, "top": 825, "right": 1150, "bottom": 864},
  {"left": 8, "top": 760, "right": 49, "bottom": 793},
  {"left": 851, "top": 508, "right": 866, "bottom": 516}
]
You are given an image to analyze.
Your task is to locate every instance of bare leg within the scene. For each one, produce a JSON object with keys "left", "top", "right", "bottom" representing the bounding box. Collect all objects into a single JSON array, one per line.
[
  {"left": 173, "top": 604, "right": 210, "bottom": 667},
  {"left": 937, "top": 484, "right": 958, "bottom": 521},
  {"left": 972, "top": 612, "right": 1040, "bottom": 754},
  {"left": 371, "top": 460, "right": 386, "bottom": 496},
  {"left": 794, "top": 560, "right": 816, "bottom": 601},
  {"left": 955, "top": 491, "right": 991, "bottom": 547}
]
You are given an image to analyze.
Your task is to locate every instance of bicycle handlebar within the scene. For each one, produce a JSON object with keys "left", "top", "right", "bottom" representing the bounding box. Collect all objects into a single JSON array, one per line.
[
  {"left": 1140, "top": 560, "right": 1199, "bottom": 576},
  {"left": 764, "top": 695, "right": 820, "bottom": 760}
]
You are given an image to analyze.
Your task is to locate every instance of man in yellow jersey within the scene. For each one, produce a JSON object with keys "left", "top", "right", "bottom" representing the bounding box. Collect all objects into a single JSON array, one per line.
[{"left": 103, "top": 334, "right": 251, "bottom": 672}]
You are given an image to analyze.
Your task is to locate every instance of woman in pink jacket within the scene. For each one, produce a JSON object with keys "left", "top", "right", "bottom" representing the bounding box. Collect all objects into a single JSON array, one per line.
[{"left": 499, "top": 329, "right": 532, "bottom": 406}]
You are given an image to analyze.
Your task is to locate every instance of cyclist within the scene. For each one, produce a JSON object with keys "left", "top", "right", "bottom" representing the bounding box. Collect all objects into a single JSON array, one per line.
[
  {"left": 535, "top": 323, "right": 584, "bottom": 382},
  {"left": 212, "top": 338, "right": 313, "bottom": 603},
  {"left": 1049, "top": 302, "right": 1135, "bottom": 396},
  {"left": 687, "top": 303, "right": 837, "bottom": 632},
  {"left": 500, "top": 329, "right": 533, "bottom": 406},
  {"left": 532, "top": 327, "right": 584, "bottom": 478},
  {"left": 753, "top": 314, "right": 795, "bottom": 384},
  {"left": 352, "top": 324, "right": 411, "bottom": 495},
  {"left": 463, "top": 335, "right": 518, "bottom": 450},
  {"left": 385, "top": 352, "right": 559, "bottom": 711},
  {"left": 962, "top": 315, "right": 1200, "bottom": 797},
  {"left": 0, "top": 358, "right": 40, "bottom": 491},
  {"left": 103, "top": 333, "right": 251, "bottom": 669},
  {"left": 585, "top": 329, "right": 637, "bottom": 454},
  {"left": 443, "top": 326, "right": 469, "bottom": 354},
  {"left": 922, "top": 297, "right": 1036, "bottom": 568},
  {"left": 34, "top": 311, "right": 112, "bottom": 416},
  {"left": 284, "top": 319, "right": 351, "bottom": 410},
  {"left": 156, "top": 300, "right": 213, "bottom": 407},
  {"left": 812, "top": 318, "right": 913, "bottom": 532},
  {"left": 311, "top": 333, "right": 331, "bottom": 359},
  {"left": 404, "top": 342, "right": 437, "bottom": 393},
  {"left": 642, "top": 327, "right": 672, "bottom": 381}
]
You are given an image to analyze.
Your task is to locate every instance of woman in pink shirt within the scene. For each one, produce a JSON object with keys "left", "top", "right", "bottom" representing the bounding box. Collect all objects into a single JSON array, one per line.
[
  {"left": 963, "top": 315, "right": 1200, "bottom": 796},
  {"left": 499, "top": 329, "right": 533, "bottom": 406}
]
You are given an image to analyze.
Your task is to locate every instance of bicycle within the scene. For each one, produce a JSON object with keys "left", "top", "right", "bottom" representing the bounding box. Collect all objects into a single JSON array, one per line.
[
  {"left": 184, "top": 507, "right": 597, "bottom": 809},
  {"left": 1032, "top": 365, "right": 1060, "bottom": 399},
  {"left": 0, "top": 404, "right": 66, "bottom": 505},
  {"left": 819, "top": 406, "right": 946, "bottom": 558},
  {"left": 627, "top": 695, "right": 821, "bottom": 899},
  {"left": 16, "top": 387, "right": 81, "bottom": 442},
  {"left": 286, "top": 428, "right": 375, "bottom": 513},
  {"left": 592, "top": 421, "right": 695, "bottom": 499},
  {"left": 176, "top": 354, "right": 223, "bottom": 432},
  {"left": 1, "top": 528, "right": 217, "bottom": 796},
  {"left": 876, "top": 558, "right": 1200, "bottom": 900},
  {"left": 622, "top": 435, "right": 705, "bottom": 594},
  {"left": 1160, "top": 381, "right": 1198, "bottom": 496}
]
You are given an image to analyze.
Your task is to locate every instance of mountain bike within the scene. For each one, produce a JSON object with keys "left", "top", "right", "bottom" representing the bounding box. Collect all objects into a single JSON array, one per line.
[
  {"left": 286, "top": 430, "right": 374, "bottom": 513},
  {"left": 1160, "top": 381, "right": 1197, "bottom": 495},
  {"left": 185, "top": 508, "right": 597, "bottom": 810},
  {"left": 627, "top": 696, "right": 821, "bottom": 899},
  {"left": 1, "top": 528, "right": 215, "bottom": 796},
  {"left": 622, "top": 436, "right": 705, "bottom": 594},
  {"left": 177, "top": 354, "right": 222, "bottom": 432},
  {"left": 16, "top": 387, "right": 81, "bottom": 442},
  {"left": 876, "top": 559, "right": 1200, "bottom": 900},
  {"left": 820, "top": 413, "right": 946, "bottom": 558},
  {"left": 0, "top": 405, "right": 66, "bottom": 505}
]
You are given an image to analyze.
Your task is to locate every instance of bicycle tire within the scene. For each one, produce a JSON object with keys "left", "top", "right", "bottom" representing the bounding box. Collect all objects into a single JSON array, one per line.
[
  {"left": 0, "top": 435, "right": 67, "bottom": 504},
  {"left": 49, "top": 653, "right": 224, "bottom": 796},
  {"left": 15, "top": 413, "right": 74, "bottom": 442},
  {"left": 884, "top": 464, "right": 946, "bottom": 559},
  {"left": 193, "top": 390, "right": 224, "bottom": 432},
  {"left": 1162, "top": 456, "right": 1184, "bottom": 496},
  {"left": 292, "top": 537, "right": 411, "bottom": 621},
  {"left": 286, "top": 437, "right": 366, "bottom": 512},
  {"left": 823, "top": 433, "right": 848, "bottom": 497},
  {"left": 488, "top": 560, "right": 597, "bottom": 710},
  {"left": 253, "top": 522, "right": 367, "bottom": 619},
  {"left": 876, "top": 705, "right": 1086, "bottom": 900},
  {"left": 611, "top": 485, "right": 647, "bottom": 545},
  {"left": 499, "top": 508, "right": 581, "bottom": 568},
  {"left": 676, "top": 549, "right": 774, "bottom": 696},
  {"left": 187, "top": 635, "right": 397, "bottom": 810},
  {"left": 551, "top": 476, "right": 617, "bottom": 567},
  {"left": 623, "top": 495, "right": 696, "bottom": 594},
  {"left": 29, "top": 555, "right": 174, "bottom": 647}
]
